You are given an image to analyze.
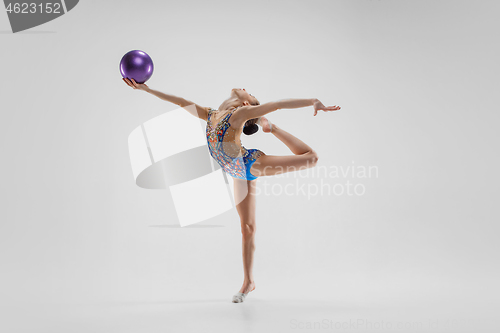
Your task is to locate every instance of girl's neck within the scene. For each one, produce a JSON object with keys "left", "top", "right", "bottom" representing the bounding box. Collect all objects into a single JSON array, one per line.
[{"left": 218, "top": 98, "right": 241, "bottom": 111}]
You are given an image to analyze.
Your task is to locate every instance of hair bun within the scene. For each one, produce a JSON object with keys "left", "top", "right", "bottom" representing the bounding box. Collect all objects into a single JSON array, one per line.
[{"left": 243, "top": 123, "right": 259, "bottom": 135}]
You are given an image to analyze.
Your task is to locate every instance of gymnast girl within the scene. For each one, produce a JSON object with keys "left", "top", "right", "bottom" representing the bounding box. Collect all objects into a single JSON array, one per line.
[{"left": 123, "top": 78, "right": 341, "bottom": 303}]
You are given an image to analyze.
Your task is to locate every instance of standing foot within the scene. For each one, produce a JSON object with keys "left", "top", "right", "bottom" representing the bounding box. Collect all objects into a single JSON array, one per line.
[{"left": 232, "top": 281, "right": 256, "bottom": 303}]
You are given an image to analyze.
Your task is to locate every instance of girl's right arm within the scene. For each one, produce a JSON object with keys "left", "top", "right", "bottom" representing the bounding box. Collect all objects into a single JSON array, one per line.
[
  {"left": 236, "top": 98, "right": 341, "bottom": 120},
  {"left": 145, "top": 88, "right": 188, "bottom": 106},
  {"left": 123, "top": 78, "right": 210, "bottom": 121}
]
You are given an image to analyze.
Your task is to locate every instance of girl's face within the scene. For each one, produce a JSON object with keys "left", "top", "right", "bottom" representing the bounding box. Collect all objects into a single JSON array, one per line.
[{"left": 231, "top": 88, "right": 258, "bottom": 106}]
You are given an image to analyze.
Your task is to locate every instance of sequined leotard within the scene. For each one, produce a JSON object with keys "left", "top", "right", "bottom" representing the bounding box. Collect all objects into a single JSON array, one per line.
[{"left": 206, "top": 106, "right": 265, "bottom": 180}]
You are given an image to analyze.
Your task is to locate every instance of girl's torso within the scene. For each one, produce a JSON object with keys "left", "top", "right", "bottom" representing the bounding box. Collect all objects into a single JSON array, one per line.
[{"left": 206, "top": 106, "right": 247, "bottom": 159}]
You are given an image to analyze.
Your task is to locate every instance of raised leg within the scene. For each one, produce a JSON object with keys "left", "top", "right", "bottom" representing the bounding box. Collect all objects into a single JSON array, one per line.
[
  {"left": 250, "top": 123, "right": 319, "bottom": 177},
  {"left": 271, "top": 123, "right": 314, "bottom": 155}
]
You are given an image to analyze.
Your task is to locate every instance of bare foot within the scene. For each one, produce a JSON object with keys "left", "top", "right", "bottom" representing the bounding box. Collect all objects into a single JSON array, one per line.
[
  {"left": 259, "top": 117, "right": 272, "bottom": 133},
  {"left": 238, "top": 280, "right": 256, "bottom": 294}
]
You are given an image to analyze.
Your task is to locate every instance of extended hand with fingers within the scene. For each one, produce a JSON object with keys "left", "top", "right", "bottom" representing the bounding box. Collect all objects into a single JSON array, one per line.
[{"left": 313, "top": 99, "right": 341, "bottom": 116}]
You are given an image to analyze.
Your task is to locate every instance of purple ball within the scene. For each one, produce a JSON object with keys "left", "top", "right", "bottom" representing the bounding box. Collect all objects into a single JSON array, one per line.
[{"left": 120, "top": 50, "right": 154, "bottom": 84}]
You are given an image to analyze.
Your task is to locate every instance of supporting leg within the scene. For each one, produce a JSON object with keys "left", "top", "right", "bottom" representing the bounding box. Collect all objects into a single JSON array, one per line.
[{"left": 232, "top": 178, "right": 257, "bottom": 302}]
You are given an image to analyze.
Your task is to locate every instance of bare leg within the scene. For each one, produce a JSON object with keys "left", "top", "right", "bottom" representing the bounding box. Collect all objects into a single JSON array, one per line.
[
  {"left": 234, "top": 178, "right": 257, "bottom": 296},
  {"left": 251, "top": 121, "right": 319, "bottom": 177},
  {"left": 269, "top": 122, "right": 313, "bottom": 155}
]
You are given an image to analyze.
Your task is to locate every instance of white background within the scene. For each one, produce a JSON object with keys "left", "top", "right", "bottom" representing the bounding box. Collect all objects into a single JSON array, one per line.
[{"left": 0, "top": 0, "right": 498, "bottom": 332}]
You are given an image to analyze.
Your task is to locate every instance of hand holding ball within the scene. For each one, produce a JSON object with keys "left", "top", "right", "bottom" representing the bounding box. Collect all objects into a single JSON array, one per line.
[{"left": 120, "top": 50, "right": 154, "bottom": 84}]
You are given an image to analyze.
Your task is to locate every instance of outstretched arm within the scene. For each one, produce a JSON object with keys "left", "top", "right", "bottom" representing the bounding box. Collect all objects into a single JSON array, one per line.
[
  {"left": 145, "top": 87, "right": 210, "bottom": 121},
  {"left": 123, "top": 78, "right": 209, "bottom": 121},
  {"left": 236, "top": 98, "right": 341, "bottom": 121}
]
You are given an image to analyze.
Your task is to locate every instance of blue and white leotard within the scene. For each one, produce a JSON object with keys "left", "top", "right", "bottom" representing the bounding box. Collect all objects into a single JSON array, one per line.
[{"left": 206, "top": 106, "right": 265, "bottom": 181}]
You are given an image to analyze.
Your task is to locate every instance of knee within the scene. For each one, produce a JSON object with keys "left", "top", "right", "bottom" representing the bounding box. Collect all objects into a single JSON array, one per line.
[
  {"left": 241, "top": 222, "right": 256, "bottom": 238},
  {"left": 308, "top": 150, "right": 319, "bottom": 167}
]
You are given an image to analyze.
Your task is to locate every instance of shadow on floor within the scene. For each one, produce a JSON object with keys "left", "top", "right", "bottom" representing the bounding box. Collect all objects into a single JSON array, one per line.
[{"left": 149, "top": 224, "right": 225, "bottom": 228}]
